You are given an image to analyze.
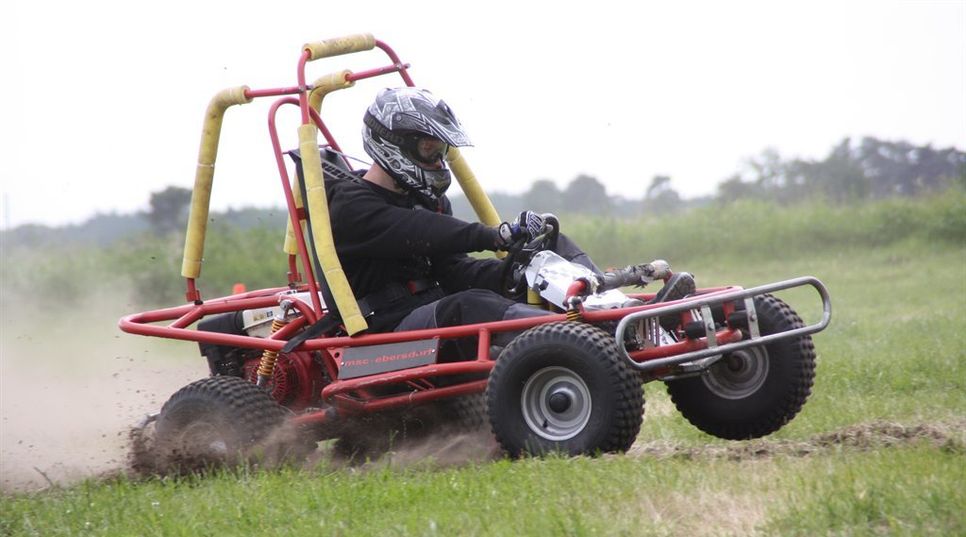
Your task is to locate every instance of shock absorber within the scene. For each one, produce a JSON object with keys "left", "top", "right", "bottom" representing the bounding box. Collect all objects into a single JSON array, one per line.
[
  {"left": 564, "top": 278, "right": 590, "bottom": 322},
  {"left": 256, "top": 316, "right": 289, "bottom": 388}
]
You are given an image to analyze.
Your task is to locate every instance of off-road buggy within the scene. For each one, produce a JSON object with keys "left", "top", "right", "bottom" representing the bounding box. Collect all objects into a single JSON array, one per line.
[{"left": 121, "top": 35, "right": 831, "bottom": 468}]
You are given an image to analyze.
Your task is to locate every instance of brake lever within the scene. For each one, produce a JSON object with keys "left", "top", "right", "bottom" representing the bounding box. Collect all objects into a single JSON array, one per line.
[{"left": 523, "top": 223, "right": 556, "bottom": 251}]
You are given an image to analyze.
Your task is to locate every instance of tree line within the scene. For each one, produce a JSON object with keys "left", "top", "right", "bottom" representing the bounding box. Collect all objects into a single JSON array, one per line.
[
  {"left": 717, "top": 137, "right": 965, "bottom": 204},
  {"left": 448, "top": 136, "right": 964, "bottom": 221},
  {"left": 3, "top": 136, "right": 961, "bottom": 246}
]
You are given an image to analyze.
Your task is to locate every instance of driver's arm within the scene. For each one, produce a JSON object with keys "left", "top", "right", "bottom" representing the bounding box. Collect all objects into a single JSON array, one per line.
[
  {"left": 328, "top": 181, "right": 501, "bottom": 259},
  {"left": 430, "top": 253, "right": 503, "bottom": 294}
]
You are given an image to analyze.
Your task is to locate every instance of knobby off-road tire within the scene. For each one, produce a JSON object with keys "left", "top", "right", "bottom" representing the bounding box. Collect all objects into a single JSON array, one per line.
[
  {"left": 486, "top": 322, "right": 644, "bottom": 457},
  {"left": 154, "top": 376, "right": 290, "bottom": 473},
  {"left": 445, "top": 392, "right": 487, "bottom": 432},
  {"left": 332, "top": 393, "right": 487, "bottom": 463},
  {"left": 666, "top": 294, "right": 816, "bottom": 440}
]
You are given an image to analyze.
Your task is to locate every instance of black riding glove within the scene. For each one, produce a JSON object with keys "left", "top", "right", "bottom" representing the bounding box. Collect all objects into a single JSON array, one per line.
[
  {"left": 495, "top": 211, "right": 545, "bottom": 250},
  {"left": 515, "top": 211, "right": 545, "bottom": 240}
]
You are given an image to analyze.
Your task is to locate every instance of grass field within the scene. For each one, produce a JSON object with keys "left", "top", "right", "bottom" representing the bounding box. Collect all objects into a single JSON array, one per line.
[{"left": 1, "top": 198, "right": 964, "bottom": 536}]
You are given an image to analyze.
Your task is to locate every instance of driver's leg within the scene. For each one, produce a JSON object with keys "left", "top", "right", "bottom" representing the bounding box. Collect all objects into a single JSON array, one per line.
[
  {"left": 394, "top": 289, "right": 552, "bottom": 352},
  {"left": 394, "top": 289, "right": 550, "bottom": 332}
]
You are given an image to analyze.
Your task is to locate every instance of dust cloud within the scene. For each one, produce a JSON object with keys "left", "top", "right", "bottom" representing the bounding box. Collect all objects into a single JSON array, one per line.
[
  {"left": 0, "top": 293, "right": 205, "bottom": 492},
  {"left": 0, "top": 291, "right": 500, "bottom": 491},
  {"left": 321, "top": 429, "right": 502, "bottom": 472}
]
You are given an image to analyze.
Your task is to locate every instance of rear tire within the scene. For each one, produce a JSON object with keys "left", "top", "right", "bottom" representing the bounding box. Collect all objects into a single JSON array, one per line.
[
  {"left": 486, "top": 322, "right": 644, "bottom": 457},
  {"left": 666, "top": 294, "right": 816, "bottom": 440},
  {"left": 154, "top": 376, "right": 290, "bottom": 473}
]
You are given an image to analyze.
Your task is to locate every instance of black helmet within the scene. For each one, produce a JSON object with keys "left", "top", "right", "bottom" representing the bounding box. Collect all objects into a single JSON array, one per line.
[{"left": 362, "top": 87, "right": 472, "bottom": 201}]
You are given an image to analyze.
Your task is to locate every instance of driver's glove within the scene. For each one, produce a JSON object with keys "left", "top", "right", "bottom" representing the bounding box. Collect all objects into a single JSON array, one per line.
[
  {"left": 496, "top": 221, "right": 523, "bottom": 250},
  {"left": 496, "top": 211, "right": 545, "bottom": 250},
  {"left": 515, "top": 211, "right": 545, "bottom": 240}
]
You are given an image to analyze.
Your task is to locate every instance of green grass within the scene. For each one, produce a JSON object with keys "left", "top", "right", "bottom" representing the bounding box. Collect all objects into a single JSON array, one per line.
[
  {"left": 568, "top": 192, "right": 966, "bottom": 269},
  {"left": 765, "top": 446, "right": 966, "bottom": 536},
  {"left": 2, "top": 196, "right": 965, "bottom": 535}
]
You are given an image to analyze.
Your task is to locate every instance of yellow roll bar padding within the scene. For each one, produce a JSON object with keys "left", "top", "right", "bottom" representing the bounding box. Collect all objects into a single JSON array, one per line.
[
  {"left": 181, "top": 86, "right": 253, "bottom": 279},
  {"left": 298, "top": 124, "right": 368, "bottom": 335},
  {"left": 446, "top": 147, "right": 504, "bottom": 258},
  {"left": 303, "top": 34, "right": 376, "bottom": 62},
  {"left": 446, "top": 147, "right": 501, "bottom": 226},
  {"left": 282, "top": 174, "right": 306, "bottom": 255},
  {"left": 446, "top": 147, "right": 502, "bottom": 226},
  {"left": 283, "top": 70, "right": 355, "bottom": 254},
  {"left": 308, "top": 70, "right": 354, "bottom": 112}
]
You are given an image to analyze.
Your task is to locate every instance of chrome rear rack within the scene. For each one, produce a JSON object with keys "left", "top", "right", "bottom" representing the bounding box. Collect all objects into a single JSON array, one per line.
[{"left": 615, "top": 276, "right": 832, "bottom": 373}]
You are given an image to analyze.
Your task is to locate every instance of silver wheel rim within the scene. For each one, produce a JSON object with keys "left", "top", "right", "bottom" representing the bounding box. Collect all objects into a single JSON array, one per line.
[
  {"left": 702, "top": 346, "right": 769, "bottom": 399},
  {"left": 521, "top": 366, "right": 592, "bottom": 441}
]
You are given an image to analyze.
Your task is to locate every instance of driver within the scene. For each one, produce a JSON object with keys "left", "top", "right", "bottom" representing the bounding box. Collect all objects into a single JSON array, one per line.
[{"left": 325, "top": 87, "right": 597, "bottom": 341}]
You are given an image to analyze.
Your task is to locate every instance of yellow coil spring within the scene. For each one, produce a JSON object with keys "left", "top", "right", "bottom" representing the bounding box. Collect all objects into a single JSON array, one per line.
[
  {"left": 566, "top": 309, "right": 582, "bottom": 322},
  {"left": 256, "top": 318, "right": 289, "bottom": 379}
]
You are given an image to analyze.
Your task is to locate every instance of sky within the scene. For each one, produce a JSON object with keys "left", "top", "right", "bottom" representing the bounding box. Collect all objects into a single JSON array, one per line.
[{"left": 1, "top": 0, "right": 963, "bottom": 229}]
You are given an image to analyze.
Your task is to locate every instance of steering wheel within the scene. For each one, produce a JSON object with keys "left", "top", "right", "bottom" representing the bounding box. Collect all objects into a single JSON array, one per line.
[{"left": 499, "top": 214, "right": 560, "bottom": 298}]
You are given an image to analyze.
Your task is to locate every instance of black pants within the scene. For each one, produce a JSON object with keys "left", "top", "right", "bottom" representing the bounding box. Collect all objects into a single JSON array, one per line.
[{"left": 393, "top": 234, "right": 597, "bottom": 348}]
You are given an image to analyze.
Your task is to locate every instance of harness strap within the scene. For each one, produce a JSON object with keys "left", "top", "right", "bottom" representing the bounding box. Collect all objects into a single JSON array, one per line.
[{"left": 357, "top": 279, "right": 439, "bottom": 318}]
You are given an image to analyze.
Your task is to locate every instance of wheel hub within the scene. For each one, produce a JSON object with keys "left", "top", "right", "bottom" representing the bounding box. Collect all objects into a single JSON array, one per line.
[
  {"left": 521, "top": 366, "right": 592, "bottom": 441},
  {"left": 702, "top": 346, "right": 770, "bottom": 399},
  {"left": 548, "top": 390, "right": 573, "bottom": 413}
]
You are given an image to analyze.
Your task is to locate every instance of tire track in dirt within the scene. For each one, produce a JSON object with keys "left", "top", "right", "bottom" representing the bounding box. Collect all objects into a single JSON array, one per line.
[
  {"left": 126, "top": 417, "right": 966, "bottom": 481},
  {"left": 626, "top": 419, "right": 966, "bottom": 461},
  {"left": 8, "top": 411, "right": 965, "bottom": 492}
]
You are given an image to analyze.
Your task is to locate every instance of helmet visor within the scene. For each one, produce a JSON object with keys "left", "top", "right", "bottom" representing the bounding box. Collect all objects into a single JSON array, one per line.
[{"left": 401, "top": 134, "right": 450, "bottom": 166}]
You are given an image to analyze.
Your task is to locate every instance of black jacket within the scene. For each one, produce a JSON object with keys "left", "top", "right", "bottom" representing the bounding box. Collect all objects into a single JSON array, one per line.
[{"left": 325, "top": 174, "right": 504, "bottom": 327}]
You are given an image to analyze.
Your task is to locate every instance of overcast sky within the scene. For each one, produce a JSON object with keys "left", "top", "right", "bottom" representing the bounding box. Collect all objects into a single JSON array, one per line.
[{"left": 1, "top": 0, "right": 963, "bottom": 229}]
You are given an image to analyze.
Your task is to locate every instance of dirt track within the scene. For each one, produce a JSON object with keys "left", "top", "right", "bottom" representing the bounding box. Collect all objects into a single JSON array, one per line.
[
  {"left": 121, "top": 417, "right": 966, "bottom": 487},
  {"left": 627, "top": 419, "right": 966, "bottom": 461},
  {"left": 4, "top": 390, "right": 964, "bottom": 493}
]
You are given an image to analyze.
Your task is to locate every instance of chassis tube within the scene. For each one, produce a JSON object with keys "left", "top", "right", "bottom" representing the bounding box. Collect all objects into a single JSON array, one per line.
[
  {"left": 119, "top": 287, "right": 748, "bottom": 352},
  {"left": 120, "top": 302, "right": 572, "bottom": 352},
  {"left": 334, "top": 379, "right": 489, "bottom": 414},
  {"left": 321, "top": 361, "right": 494, "bottom": 401},
  {"left": 290, "top": 379, "right": 488, "bottom": 426}
]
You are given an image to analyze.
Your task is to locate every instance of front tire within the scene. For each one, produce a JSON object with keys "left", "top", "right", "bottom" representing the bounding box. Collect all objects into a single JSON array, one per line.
[
  {"left": 486, "top": 322, "right": 644, "bottom": 457},
  {"left": 666, "top": 294, "right": 816, "bottom": 440}
]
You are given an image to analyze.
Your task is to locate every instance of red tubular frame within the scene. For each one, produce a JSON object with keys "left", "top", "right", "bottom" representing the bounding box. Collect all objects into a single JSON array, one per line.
[
  {"left": 119, "top": 286, "right": 744, "bottom": 378},
  {"left": 119, "top": 37, "right": 749, "bottom": 426}
]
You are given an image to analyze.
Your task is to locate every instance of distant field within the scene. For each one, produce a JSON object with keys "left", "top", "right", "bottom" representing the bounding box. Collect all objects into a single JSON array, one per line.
[
  {"left": 1, "top": 196, "right": 964, "bottom": 535},
  {"left": 2, "top": 192, "right": 962, "bottom": 309}
]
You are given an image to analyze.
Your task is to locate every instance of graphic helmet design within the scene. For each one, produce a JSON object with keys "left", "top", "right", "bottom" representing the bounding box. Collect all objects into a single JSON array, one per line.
[{"left": 362, "top": 87, "right": 472, "bottom": 201}]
